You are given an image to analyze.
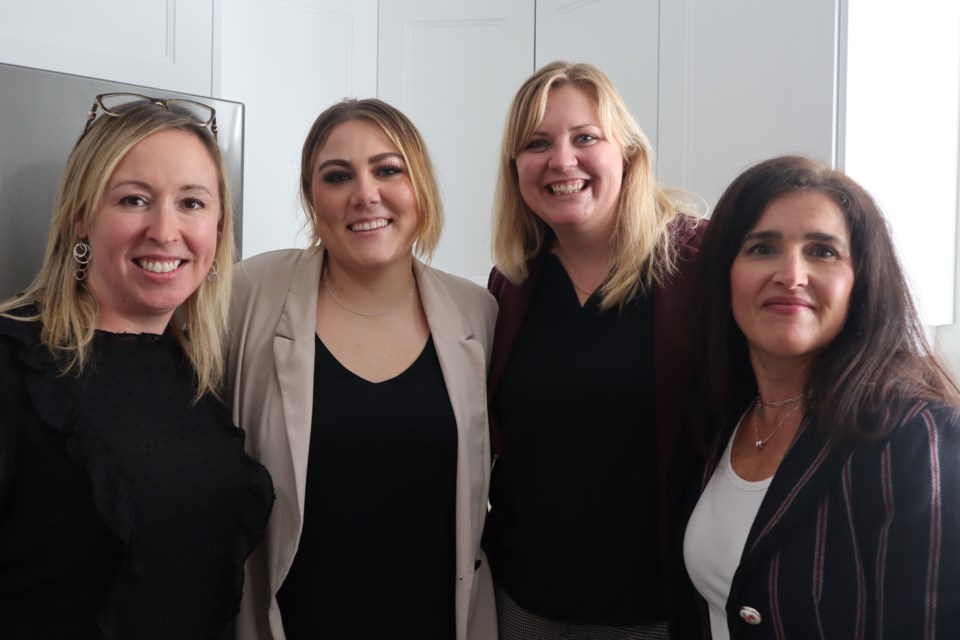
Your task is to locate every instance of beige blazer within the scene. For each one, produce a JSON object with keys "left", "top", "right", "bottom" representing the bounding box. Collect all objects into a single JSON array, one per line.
[{"left": 228, "top": 247, "right": 498, "bottom": 640}]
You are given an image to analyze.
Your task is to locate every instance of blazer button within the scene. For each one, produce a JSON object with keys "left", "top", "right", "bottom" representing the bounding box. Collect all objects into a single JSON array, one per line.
[{"left": 739, "top": 606, "right": 762, "bottom": 625}]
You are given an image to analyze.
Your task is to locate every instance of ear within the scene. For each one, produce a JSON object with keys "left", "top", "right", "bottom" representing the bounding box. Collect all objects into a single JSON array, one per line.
[{"left": 74, "top": 218, "right": 87, "bottom": 239}]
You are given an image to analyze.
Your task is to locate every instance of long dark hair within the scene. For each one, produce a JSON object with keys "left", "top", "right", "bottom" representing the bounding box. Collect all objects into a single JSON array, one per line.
[{"left": 685, "top": 154, "right": 959, "bottom": 451}]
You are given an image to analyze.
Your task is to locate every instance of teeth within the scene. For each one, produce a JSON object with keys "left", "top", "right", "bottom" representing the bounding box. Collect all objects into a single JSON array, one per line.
[
  {"left": 139, "top": 259, "right": 182, "bottom": 273},
  {"left": 350, "top": 219, "right": 389, "bottom": 232},
  {"left": 549, "top": 180, "right": 586, "bottom": 195}
]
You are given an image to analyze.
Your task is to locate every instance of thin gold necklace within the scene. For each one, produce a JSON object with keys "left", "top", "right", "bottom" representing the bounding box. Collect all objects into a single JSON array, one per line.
[
  {"left": 323, "top": 273, "right": 416, "bottom": 318},
  {"left": 554, "top": 248, "right": 605, "bottom": 297}
]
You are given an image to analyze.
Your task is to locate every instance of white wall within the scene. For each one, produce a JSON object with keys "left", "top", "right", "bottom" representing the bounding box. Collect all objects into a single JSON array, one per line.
[
  {"left": 2, "top": 0, "right": 958, "bottom": 376},
  {"left": 216, "top": 0, "right": 378, "bottom": 259}
]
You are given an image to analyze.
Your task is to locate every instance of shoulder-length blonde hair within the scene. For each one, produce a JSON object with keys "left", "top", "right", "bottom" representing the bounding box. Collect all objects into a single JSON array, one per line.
[
  {"left": 0, "top": 100, "right": 235, "bottom": 400},
  {"left": 492, "top": 60, "right": 698, "bottom": 309},
  {"left": 299, "top": 97, "right": 443, "bottom": 261}
]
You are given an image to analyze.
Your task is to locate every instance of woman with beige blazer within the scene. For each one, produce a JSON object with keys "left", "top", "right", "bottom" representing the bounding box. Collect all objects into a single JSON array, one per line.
[{"left": 228, "top": 98, "right": 498, "bottom": 640}]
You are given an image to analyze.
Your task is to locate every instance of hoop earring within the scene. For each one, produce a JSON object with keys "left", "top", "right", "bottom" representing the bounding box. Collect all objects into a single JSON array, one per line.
[
  {"left": 207, "top": 259, "right": 220, "bottom": 283},
  {"left": 73, "top": 240, "right": 91, "bottom": 281}
]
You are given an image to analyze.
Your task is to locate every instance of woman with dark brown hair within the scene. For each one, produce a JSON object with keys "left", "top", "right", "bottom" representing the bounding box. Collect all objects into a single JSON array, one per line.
[{"left": 673, "top": 154, "right": 960, "bottom": 639}]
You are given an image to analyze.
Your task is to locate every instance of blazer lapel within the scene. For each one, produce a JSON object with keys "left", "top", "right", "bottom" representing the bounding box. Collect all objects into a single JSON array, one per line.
[
  {"left": 272, "top": 247, "right": 323, "bottom": 521},
  {"left": 736, "top": 417, "right": 849, "bottom": 576},
  {"left": 416, "top": 262, "right": 490, "bottom": 638}
]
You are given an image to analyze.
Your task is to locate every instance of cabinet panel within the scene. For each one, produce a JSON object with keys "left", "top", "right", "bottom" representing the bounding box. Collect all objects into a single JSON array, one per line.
[
  {"left": 659, "top": 0, "right": 839, "bottom": 212},
  {"left": 378, "top": 0, "right": 535, "bottom": 283},
  {"left": 535, "top": 0, "right": 660, "bottom": 153},
  {"left": 0, "top": 0, "right": 214, "bottom": 95},
  {"left": 218, "top": 0, "right": 378, "bottom": 258}
]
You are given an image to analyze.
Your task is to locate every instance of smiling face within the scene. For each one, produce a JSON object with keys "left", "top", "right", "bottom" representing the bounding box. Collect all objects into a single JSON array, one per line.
[
  {"left": 730, "top": 190, "right": 856, "bottom": 370},
  {"left": 514, "top": 84, "right": 625, "bottom": 239},
  {"left": 309, "top": 119, "right": 419, "bottom": 276},
  {"left": 77, "top": 128, "right": 221, "bottom": 334}
]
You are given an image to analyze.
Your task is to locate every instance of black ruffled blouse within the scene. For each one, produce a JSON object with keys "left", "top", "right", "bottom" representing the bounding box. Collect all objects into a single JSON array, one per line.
[{"left": 0, "top": 314, "right": 274, "bottom": 639}]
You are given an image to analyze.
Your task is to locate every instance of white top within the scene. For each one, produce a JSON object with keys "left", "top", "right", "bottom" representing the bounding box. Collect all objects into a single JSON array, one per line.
[{"left": 683, "top": 413, "right": 772, "bottom": 640}]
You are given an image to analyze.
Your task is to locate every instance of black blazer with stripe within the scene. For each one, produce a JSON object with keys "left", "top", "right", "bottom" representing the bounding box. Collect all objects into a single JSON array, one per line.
[{"left": 671, "top": 400, "right": 960, "bottom": 639}]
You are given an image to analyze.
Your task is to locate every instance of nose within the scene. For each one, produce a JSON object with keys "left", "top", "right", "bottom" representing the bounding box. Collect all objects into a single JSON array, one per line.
[
  {"left": 547, "top": 140, "right": 577, "bottom": 171},
  {"left": 773, "top": 250, "right": 808, "bottom": 289},
  {"left": 146, "top": 202, "right": 180, "bottom": 244},
  {"left": 350, "top": 175, "right": 381, "bottom": 209}
]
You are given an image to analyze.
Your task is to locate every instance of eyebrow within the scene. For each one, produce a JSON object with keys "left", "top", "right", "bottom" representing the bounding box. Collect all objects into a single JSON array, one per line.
[
  {"left": 108, "top": 179, "right": 214, "bottom": 197},
  {"left": 315, "top": 152, "right": 404, "bottom": 172},
  {"left": 744, "top": 229, "right": 849, "bottom": 248},
  {"left": 531, "top": 123, "right": 601, "bottom": 137}
]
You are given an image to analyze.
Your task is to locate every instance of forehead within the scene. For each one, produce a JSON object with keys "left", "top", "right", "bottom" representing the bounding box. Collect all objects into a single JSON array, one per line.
[
  {"left": 317, "top": 118, "right": 398, "bottom": 159},
  {"left": 541, "top": 84, "right": 600, "bottom": 122},
  {"left": 753, "top": 190, "right": 849, "bottom": 238},
  {"left": 110, "top": 128, "right": 217, "bottom": 179}
]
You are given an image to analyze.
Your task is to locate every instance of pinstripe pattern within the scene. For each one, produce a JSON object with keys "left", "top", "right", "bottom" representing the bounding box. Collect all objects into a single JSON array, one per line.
[
  {"left": 674, "top": 400, "right": 960, "bottom": 639},
  {"left": 875, "top": 445, "right": 894, "bottom": 640},
  {"left": 923, "top": 410, "right": 942, "bottom": 640},
  {"left": 749, "top": 422, "right": 830, "bottom": 554},
  {"left": 840, "top": 464, "right": 866, "bottom": 640},
  {"left": 812, "top": 497, "right": 828, "bottom": 640},
  {"left": 768, "top": 552, "right": 784, "bottom": 639}
]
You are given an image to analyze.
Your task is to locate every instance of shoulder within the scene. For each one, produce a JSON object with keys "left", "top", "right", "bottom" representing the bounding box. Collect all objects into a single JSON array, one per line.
[
  {"left": 419, "top": 264, "right": 498, "bottom": 338},
  {"left": 234, "top": 248, "right": 314, "bottom": 286},
  {"left": 670, "top": 213, "right": 708, "bottom": 261},
  {"left": 232, "top": 248, "right": 319, "bottom": 305},
  {"left": 423, "top": 266, "right": 496, "bottom": 310},
  {"left": 889, "top": 400, "right": 960, "bottom": 450},
  {"left": 0, "top": 313, "right": 44, "bottom": 364},
  {"left": 848, "top": 400, "right": 960, "bottom": 482}
]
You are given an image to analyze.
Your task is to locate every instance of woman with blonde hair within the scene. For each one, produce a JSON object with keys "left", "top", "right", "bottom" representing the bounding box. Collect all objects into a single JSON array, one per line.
[
  {"left": 0, "top": 95, "right": 274, "bottom": 638},
  {"left": 228, "top": 98, "right": 498, "bottom": 639},
  {"left": 483, "top": 60, "right": 704, "bottom": 639}
]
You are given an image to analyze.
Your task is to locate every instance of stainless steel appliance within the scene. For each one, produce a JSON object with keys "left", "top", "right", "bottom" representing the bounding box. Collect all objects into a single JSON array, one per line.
[{"left": 0, "top": 62, "right": 244, "bottom": 298}]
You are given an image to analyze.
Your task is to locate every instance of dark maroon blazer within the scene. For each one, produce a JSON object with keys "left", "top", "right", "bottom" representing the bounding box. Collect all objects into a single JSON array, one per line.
[{"left": 482, "top": 220, "right": 706, "bottom": 595}]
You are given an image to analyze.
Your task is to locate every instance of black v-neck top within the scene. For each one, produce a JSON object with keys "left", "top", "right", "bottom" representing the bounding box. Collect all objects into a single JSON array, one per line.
[
  {"left": 486, "top": 254, "right": 662, "bottom": 625},
  {"left": 277, "top": 334, "right": 458, "bottom": 639}
]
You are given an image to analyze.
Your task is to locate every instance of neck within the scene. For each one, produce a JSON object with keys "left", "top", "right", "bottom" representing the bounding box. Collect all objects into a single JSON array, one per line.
[
  {"left": 552, "top": 237, "right": 611, "bottom": 288},
  {"left": 750, "top": 352, "right": 811, "bottom": 405},
  {"left": 322, "top": 254, "right": 417, "bottom": 318}
]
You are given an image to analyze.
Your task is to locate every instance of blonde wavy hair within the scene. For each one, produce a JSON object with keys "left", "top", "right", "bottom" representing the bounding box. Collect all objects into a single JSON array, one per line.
[
  {"left": 299, "top": 98, "right": 443, "bottom": 261},
  {"left": 492, "top": 60, "right": 700, "bottom": 309},
  {"left": 0, "top": 100, "right": 235, "bottom": 400}
]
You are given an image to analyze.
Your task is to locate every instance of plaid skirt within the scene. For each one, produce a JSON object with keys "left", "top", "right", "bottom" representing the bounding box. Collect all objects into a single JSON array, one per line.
[{"left": 495, "top": 584, "right": 671, "bottom": 640}]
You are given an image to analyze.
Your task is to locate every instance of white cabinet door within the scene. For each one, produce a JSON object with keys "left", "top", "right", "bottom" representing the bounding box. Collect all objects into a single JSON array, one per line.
[
  {"left": 658, "top": 0, "right": 839, "bottom": 212},
  {"left": 378, "top": 0, "right": 535, "bottom": 284},
  {"left": 218, "top": 0, "right": 378, "bottom": 258},
  {"left": 535, "top": 0, "right": 660, "bottom": 154},
  {"left": 0, "top": 0, "right": 214, "bottom": 95}
]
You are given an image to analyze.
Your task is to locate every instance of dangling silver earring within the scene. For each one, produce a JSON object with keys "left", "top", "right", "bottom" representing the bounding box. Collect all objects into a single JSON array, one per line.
[
  {"left": 207, "top": 259, "right": 220, "bottom": 283},
  {"left": 73, "top": 240, "right": 91, "bottom": 281}
]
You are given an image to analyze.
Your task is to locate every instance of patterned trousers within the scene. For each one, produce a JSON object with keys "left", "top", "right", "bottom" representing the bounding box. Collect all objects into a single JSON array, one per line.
[{"left": 495, "top": 584, "right": 671, "bottom": 640}]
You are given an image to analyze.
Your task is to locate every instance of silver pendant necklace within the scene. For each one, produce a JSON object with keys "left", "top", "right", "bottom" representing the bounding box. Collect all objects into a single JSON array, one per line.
[{"left": 753, "top": 400, "right": 803, "bottom": 450}]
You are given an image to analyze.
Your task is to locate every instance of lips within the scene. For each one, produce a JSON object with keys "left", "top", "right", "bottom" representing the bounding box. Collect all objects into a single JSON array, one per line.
[{"left": 762, "top": 296, "right": 814, "bottom": 313}]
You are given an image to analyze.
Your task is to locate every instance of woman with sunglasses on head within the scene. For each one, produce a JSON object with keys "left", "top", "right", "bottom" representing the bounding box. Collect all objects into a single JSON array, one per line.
[
  {"left": 672, "top": 155, "right": 960, "bottom": 639},
  {"left": 0, "top": 96, "right": 274, "bottom": 639},
  {"left": 482, "top": 60, "right": 704, "bottom": 640},
  {"left": 227, "top": 98, "right": 498, "bottom": 639}
]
